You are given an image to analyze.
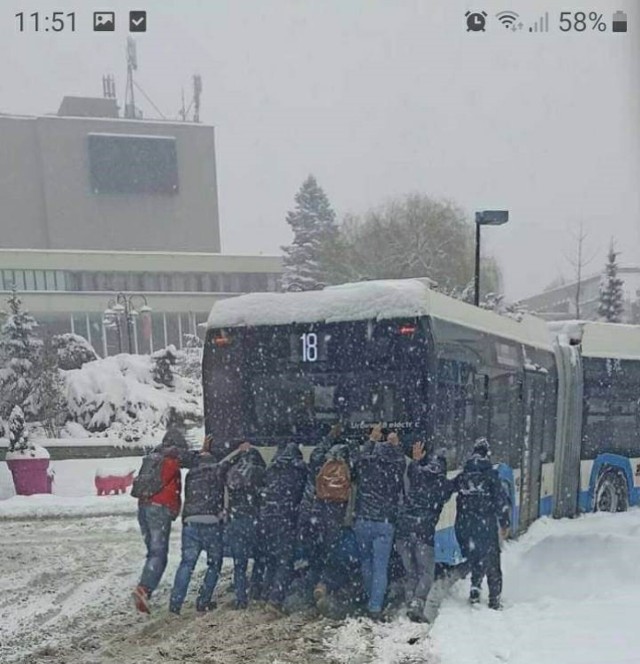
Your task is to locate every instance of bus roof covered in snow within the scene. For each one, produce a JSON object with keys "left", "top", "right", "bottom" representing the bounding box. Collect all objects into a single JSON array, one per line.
[
  {"left": 207, "top": 278, "right": 553, "bottom": 351},
  {"left": 548, "top": 320, "right": 640, "bottom": 361}
]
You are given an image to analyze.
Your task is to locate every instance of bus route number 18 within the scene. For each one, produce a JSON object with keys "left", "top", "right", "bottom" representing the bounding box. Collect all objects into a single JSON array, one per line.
[{"left": 300, "top": 332, "right": 319, "bottom": 362}]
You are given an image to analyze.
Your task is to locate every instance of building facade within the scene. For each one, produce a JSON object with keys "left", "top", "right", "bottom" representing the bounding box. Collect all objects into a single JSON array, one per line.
[
  {"left": 0, "top": 249, "right": 281, "bottom": 356},
  {"left": 0, "top": 99, "right": 220, "bottom": 252},
  {"left": 519, "top": 267, "right": 640, "bottom": 323}
]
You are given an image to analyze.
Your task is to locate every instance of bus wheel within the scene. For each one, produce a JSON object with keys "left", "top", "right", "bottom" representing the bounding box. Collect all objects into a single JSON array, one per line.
[{"left": 595, "top": 471, "right": 628, "bottom": 513}]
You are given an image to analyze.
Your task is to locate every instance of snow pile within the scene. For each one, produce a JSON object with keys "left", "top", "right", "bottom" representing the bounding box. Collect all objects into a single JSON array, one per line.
[
  {"left": 431, "top": 511, "right": 640, "bottom": 664},
  {"left": 327, "top": 617, "right": 435, "bottom": 664},
  {"left": 63, "top": 353, "right": 202, "bottom": 442}
]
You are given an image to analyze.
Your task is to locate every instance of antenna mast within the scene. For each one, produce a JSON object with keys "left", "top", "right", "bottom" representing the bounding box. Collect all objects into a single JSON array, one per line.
[
  {"left": 124, "top": 38, "right": 138, "bottom": 119},
  {"left": 193, "top": 74, "right": 202, "bottom": 123},
  {"left": 102, "top": 74, "right": 116, "bottom": 99}
]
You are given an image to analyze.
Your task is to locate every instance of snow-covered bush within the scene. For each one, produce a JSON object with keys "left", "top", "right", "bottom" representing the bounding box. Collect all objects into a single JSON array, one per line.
[
  {"left": 151, "top": 345, "right": 179, "bottom": 388},
  {"left": 0, "top": 289, "right": 42, "bottom": 418},
  {"left": 52, "top": 333, "right": 99, "bottom": 370},
  {"left": 6, "top": 405, "right": 31, "bottom": 453},
  {"left": 63, "top": 353, "right": 202, "bottom": 443}
]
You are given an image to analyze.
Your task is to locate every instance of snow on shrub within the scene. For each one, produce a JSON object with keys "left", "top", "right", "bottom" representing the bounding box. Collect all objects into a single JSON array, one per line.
[
  {"left": 63, "top": 353, "right": 202, "bottom": 442},
  {"left": 52, "top": 333, "right": 99, "bottom": 370}
]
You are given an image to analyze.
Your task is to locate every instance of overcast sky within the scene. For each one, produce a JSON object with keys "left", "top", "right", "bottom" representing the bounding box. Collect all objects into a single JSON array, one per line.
[{"left": 2, "top": 0, "right": 638, "bottom": 299}]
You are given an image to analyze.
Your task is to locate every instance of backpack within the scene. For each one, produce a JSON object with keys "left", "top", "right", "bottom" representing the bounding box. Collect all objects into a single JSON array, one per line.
[
  {"left": 131, "top": 453, "right": 165, "bottom": 499},
  {"left": 316, "top": 458, "right": 351, "bottom": 502}
]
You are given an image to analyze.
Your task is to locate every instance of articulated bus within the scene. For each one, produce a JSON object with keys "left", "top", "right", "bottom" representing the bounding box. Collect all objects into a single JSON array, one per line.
[{"left": 203, "top": 279, "right": 640, "bottom": 564}]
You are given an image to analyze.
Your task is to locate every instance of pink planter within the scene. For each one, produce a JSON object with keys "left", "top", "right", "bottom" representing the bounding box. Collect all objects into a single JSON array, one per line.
[{"left": 6, "top": 458, "right": 53, "bottom": 496}]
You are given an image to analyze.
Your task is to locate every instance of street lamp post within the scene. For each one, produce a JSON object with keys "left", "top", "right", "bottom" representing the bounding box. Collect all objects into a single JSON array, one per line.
[
  {"left": 474, "top": 210, "right": 509, "bottom": 307},
  {"left": 103, "top": 293, "right": 151, "bottom": 354}
]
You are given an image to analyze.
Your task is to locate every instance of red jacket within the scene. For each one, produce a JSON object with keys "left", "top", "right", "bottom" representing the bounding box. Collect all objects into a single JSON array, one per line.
[{"left": 144, "top": 456, "right": 182, "bottom": 518}]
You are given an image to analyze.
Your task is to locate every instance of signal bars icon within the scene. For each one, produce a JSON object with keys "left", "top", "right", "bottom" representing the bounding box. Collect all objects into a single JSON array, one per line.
[{"left": 529, "top": 12, "right": 550, "bottom": 32}]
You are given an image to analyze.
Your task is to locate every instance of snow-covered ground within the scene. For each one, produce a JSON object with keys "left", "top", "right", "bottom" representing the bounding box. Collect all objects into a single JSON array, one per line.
[
  {"left": 2, "top": 506, "right": 639, "bottom": 663},
  {"left": 328, "top": 510, "right": 640, "bottom": 664}
]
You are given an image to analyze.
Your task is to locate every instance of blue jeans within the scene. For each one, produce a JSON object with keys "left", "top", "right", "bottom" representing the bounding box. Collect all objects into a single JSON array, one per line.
[
  {"left": 226, "top": 515, "right": 257, "bottom": 605},
  {"left": 354, "top": 518, "right": 395, "bottom": 613},
  {"left": 138, "top": 503, "right": 173, "bottom": 595},
  {"left": 169, "top": 522, "right": 224, "bottom": 613}
]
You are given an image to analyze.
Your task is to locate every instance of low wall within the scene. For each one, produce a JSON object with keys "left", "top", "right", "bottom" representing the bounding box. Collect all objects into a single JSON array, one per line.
[{"left": 0, "top": 437, "right": 149, "bottom": 461}]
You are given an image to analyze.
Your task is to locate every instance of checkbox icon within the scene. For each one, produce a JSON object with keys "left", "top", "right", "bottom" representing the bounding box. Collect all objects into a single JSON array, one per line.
[{"left": 129, "top": 10, "right": 147, "bottom": 32}]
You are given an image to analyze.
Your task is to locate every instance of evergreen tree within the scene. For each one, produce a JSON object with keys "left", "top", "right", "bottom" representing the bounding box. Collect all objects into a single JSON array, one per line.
[
  {"left": 151, "top": 345, "right": 179, "bottom": 387},
  {"left": 176, "top": 334, "right": 203, "bottom": 383},
  {"left": 28, "top": 336, "right": 67, "bottom": 437},
  {"left": 7, "top": 405, "right": 30, "bottom": 453},
  {"left": 0, "top": 288, "right": 42, "bottom": 418},
  {"left": 597, "top": 240, "right": 625, "bottom": 323},
  {"left": 281, "top": 175, "right": 337, "bottom": 292}
]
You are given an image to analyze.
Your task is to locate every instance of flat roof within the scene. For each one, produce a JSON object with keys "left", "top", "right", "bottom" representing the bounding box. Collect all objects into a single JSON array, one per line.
[
  {"left": 0, "top": 248, "right": 282, "bottom": 273},
  {"left": 207, "top": 278, "right": 553, "bottom": 350},
  {"left": 0, "top": 112, "right": 215, "bottom": 130}
]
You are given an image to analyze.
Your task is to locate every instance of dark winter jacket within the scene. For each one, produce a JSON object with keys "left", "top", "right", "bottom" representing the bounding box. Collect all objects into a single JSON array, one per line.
[
  {"left": 182, "top": 452, "right": 240, "bottom": 522},
  {"left": 227, "top": 448, "right": 266, "bottom": 520},
  {"left": 259, "top": 443, "right": 308, "bottom": 523},
  {"left": 354, "top": 441, "right": 405, "bottom": 523},
  {"left": 454, "top": 456, "right": 511, "bottom": 537},
  {"left": 396, "top": 461, "right": 453, "bottom": 546}
]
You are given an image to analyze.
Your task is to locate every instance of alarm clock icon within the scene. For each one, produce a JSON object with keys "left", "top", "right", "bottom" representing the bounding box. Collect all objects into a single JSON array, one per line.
[{"left": 466, "top": 11, "right": 488, "bottom": 32}]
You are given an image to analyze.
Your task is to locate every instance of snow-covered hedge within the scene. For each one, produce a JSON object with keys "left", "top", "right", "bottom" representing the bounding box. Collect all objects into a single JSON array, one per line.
[{"left": 63, "top": 353, "right": 202, "bottom": 442}]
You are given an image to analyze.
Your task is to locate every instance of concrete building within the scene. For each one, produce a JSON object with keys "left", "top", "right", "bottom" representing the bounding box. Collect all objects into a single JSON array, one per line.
[
  {"left": 519, "top": 266, "right": 640, "bottom": 323},
  {"left": 0, "top": 97, "right": 220, "bottom": 252},
  {"left": 0, "top": 249, "right": 282, "bottom": 357}
]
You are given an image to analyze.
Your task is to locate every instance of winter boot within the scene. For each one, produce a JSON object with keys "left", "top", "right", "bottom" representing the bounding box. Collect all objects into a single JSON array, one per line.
[
  {"left": 407, "top": 599, "right": 427, "bottom": 623},
  {"left": 132, "top": 585, "right": 151, "bottom": 614},
  {"left": 468, "top": 587, "right": 481, "bottom": 605},
  {"left": 313, "top": 582, "right": 330, "bottom": 612},
  {"left": 488, "top": 595, "right": 502, "bottom": 611},
  {"left": 196, "top": 600, "right": 217, "bottom": 614}
]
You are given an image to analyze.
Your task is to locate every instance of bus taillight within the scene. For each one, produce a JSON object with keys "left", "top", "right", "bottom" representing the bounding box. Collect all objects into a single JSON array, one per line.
[{"left": 399, "top": 324, "right": 417, "bottom": 336}]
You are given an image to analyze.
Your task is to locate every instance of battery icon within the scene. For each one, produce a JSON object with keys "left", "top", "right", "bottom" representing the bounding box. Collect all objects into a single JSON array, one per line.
[{"left": 612, "top": 10, "right": 627, "bottom": 32}]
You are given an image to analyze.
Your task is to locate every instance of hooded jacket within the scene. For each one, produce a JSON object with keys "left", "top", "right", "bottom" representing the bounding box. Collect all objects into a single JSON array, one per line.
[
  {"left": 182, "top": 450, "right": 242, "bottom": 522},
  {"left": 454, "top": 455, "right": 511, "bottom": 533},
  {"left": 259, "top": 443, "right": 308, "bottom": 522},
  {"left": 396, "top": 458, "right": 453, "bottom": 545},
  {"left": 354, "top": 441, "right": 405, "bottom": 523},
  {"left": 227, "top": 447, "right": 267, "bottom": 520}
]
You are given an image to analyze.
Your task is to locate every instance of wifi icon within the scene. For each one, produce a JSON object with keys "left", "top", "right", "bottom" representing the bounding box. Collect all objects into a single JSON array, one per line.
[{"left": 496, "top": 11, "right": 522, "bottom": 30}]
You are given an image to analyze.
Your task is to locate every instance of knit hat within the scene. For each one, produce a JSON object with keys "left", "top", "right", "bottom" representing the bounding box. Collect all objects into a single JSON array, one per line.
[{"left": 472, "top": 437, "right": 490, "bottom": 458}]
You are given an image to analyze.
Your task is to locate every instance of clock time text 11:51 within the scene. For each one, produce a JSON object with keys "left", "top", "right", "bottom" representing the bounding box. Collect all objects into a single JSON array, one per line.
[{"left": 16, "top": 12, "right": 76, "bottom": 32}]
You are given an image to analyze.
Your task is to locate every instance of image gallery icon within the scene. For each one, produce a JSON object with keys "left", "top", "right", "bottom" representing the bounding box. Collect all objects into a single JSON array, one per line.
[
  {"left": 466, "top": 11, "right": 488, "bottom": 32},
  {"left": 93, "top": 11, "right": 115, "bottom": 31},
  {"left": 129, "top": 10, "right": 147, "bottom": 32}
]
